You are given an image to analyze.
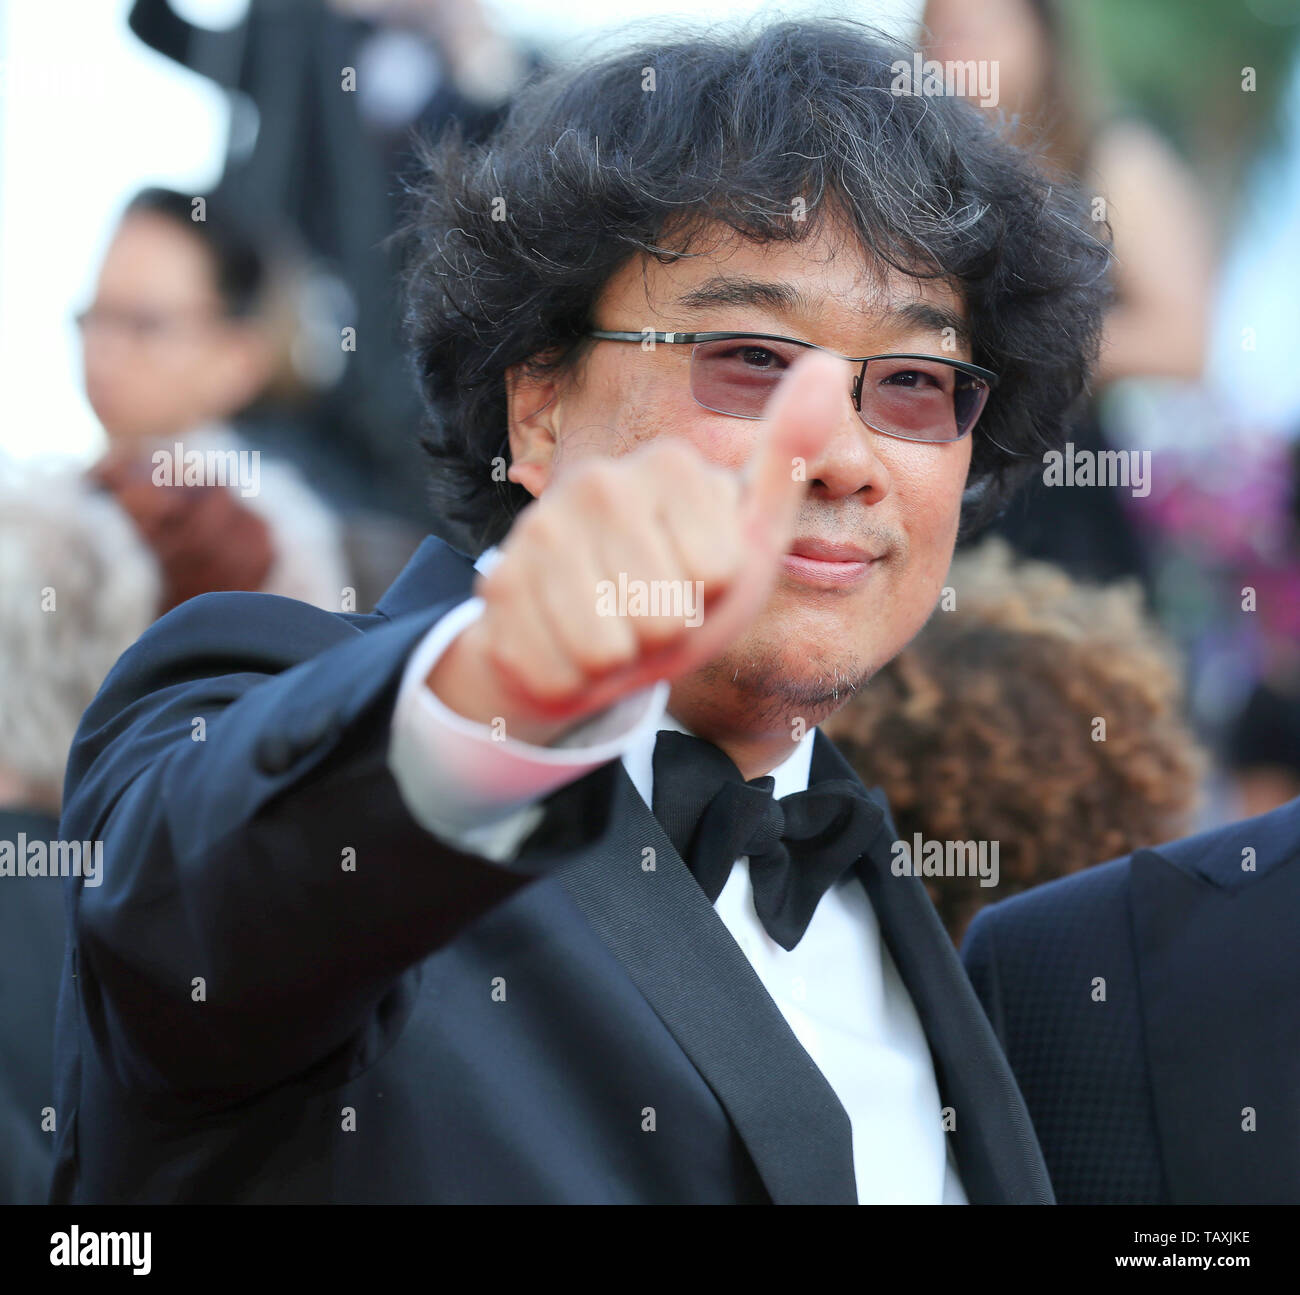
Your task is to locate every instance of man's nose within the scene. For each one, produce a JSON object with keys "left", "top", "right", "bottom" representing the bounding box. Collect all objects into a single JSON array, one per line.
[
  {"left": 801, "top": 373, "right": 893, "bottom": 502},
  {"left": 82, "top": 322, "right": 134, "bottom": 370}
]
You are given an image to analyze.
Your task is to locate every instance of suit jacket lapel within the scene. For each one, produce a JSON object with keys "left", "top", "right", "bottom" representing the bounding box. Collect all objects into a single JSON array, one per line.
[
  {"left": 383, "top": 539, "right": 857, "bottom": 1200},
  {"left": 1132, "top": 842, "right": 1300, "bottom": 1203},
  {"left": 812, "top": 732, "right": 1055, "bottom": 1204},
  {"left": 531, "top": 758, "right": 859, "bottom": 1205},
  {"left": 374, "top": 539, "right": 1048, "bottom": 1202}
]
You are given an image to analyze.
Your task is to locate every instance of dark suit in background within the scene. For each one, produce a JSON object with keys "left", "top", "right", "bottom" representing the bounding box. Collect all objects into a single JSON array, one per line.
[
  {"left": 963, "top": 798, "right": 1300, "bottom": 1204},
  {"left": 0, "top": 807, "right": 64, "bottom": 1203},
  {"left": 50, "top": 536, "right": 1052, "bottom": 1204}
]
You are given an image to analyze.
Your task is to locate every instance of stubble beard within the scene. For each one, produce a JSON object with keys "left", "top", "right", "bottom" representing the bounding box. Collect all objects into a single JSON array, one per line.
[{"left": 684, "top": 631, "right": 877, "bottom": 738}]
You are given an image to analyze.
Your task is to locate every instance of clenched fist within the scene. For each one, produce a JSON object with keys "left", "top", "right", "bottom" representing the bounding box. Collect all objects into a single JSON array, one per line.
[{"left": 428, "top": 350, "right": 844, "bottom": 745}]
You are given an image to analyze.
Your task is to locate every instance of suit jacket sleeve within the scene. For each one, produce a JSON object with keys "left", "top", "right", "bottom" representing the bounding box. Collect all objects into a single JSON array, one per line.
[
  {"left": 60, "top": 589, "right": 553, "bottom": 1108},
  {"left": 960, "top": 906, "right": 1009, "bottom": 1045},
  {"left": 388, "top": 595, "right": 669, "bottom": 852}
]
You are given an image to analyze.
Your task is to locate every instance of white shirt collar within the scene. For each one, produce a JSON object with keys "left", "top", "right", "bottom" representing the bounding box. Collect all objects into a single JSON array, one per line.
[{"left": 474, "top": 546, "right": 502, "bottom": 577}]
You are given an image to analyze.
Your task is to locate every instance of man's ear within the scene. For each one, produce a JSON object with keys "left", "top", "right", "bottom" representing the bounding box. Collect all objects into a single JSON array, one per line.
[{"left": 504, "top": 358, "right": 564, "bottom": 499}]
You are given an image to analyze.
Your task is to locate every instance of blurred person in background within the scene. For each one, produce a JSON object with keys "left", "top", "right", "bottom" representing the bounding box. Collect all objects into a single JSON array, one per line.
[
  {"left": 825, "top": 538, "right": 1205, "bottom": 945},
  {"left": 79, "top": 187, "right": 351, "bottom": 614},
  {"left": 0, "top": 463, "right": 160, "bottom": 1203},
  {"left": 1229, "top": 681, "right": 1300, "bottom": 819},
  {"left": 1220, "top": 434, "right": 1300, "bottom": 818},
  {"left": 128, "top": 0, "right": 540, "bottom": 526},
  {"left": 1129, "top": 414, "right": 1300, "bottom": 821},
  {"left": 921, "top": 0, "right": 1215, "bottom": 590},
  {"left": 964, "top": 782, "right": 1300, "bottom": 1203}
]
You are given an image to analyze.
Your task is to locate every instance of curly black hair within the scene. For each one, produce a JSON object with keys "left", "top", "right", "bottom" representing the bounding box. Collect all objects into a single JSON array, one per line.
[{"left": 401, "top": 18, "right": 1111, "bottom": 555}]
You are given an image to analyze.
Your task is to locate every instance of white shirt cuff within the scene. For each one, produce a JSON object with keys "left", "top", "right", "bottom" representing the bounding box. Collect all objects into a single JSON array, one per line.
[{"left": 387, "top": 597, "right": 669, "bottom": 859}]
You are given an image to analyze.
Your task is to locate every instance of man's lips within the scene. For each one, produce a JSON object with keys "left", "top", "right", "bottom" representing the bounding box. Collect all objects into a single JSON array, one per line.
[{"left": 781, "top": 539, "right": 882, "bottom": 588}]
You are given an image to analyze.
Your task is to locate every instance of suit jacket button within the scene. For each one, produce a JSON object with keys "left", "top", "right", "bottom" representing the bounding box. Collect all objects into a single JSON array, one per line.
[
  {"left": 293, "top": 712, "right": 340, "bottom": 753},
  {"left": 254, "top": 734, "right": 296, "bottom": 775}
]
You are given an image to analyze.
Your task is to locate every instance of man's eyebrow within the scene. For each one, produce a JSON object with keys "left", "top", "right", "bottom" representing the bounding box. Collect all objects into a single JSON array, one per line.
[
  {"left": 674, "top": 277, "right": 972, "bottom": 350},
  {"left": 675, "top": 276, "right": 811, "bottom": 314},
  {"left": 886, "top": 302, "right": 971, "bottom": 350}
]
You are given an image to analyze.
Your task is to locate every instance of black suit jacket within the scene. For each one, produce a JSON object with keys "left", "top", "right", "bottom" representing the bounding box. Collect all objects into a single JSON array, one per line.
[
  {"left": 963, "top": 798, "right": 1300, "bottom": 1204},
  {"left": 50, "top": 535, "right": 1052, "bottom": 1203},
  {"left": 0, "top": 808, "right": 64, "bottom": 1203}
]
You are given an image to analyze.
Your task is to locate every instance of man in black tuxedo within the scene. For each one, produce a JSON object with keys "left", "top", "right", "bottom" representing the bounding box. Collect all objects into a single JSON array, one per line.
[
  {"left": 50, "top": 20, "right": 1109, "bottom": 1204},
  {"left": 962, "top": 798, "right": 1300, "bottom": 1205}
]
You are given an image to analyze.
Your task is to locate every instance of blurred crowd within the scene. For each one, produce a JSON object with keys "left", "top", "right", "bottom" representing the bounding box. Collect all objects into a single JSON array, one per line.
[{"left": 2, "top": 0, "right": 1299, "bottom": 1203}]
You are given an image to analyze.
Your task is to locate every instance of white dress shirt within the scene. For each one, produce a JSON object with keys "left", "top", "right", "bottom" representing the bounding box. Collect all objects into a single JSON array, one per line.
[{"left": 387, "top": 549, "right": 966, "bottom": 1204}]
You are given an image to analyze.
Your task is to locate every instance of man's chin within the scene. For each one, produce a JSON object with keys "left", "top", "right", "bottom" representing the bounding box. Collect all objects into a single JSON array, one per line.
[{"left": 690, "top": 638, "right": 877, "bottom": 729}]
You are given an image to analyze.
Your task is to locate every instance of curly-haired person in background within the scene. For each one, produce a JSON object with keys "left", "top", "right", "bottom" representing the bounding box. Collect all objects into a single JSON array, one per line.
[
  {"left": 824, "top": 538, "right": 1205, "bottom": 947},
  {"left": 872, "top": 544, "right": 1300, "bottom": 1204}
]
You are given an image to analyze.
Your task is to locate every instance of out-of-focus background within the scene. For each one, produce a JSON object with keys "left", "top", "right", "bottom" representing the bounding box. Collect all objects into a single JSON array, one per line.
[{"left": 2, "top": 0, "right": 1300, "bottom": 942}]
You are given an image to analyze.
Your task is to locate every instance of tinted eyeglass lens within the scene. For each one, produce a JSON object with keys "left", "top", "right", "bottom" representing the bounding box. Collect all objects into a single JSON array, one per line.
[
  {"left": 689, "top": 338, "right": 988, "bottom": 442},
  {"left": 860, "top": 357, "right": 989, "bottom": 442},
  {"left": 690, "top": 337, "right": 809, "bottom": 418}
]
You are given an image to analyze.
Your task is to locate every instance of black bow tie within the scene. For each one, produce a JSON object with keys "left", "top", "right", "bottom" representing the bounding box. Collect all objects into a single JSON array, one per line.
[{"left": 650, "top": 729, "right": 880, "bottom": 951}]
